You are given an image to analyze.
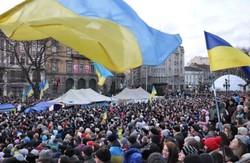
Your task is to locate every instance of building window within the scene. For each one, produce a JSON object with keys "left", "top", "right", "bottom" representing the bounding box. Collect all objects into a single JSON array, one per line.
[
  {"left": 51, "top": 60, "right": 58, "bottom": 72},
  {"left": 66, "top": 62, "right": 72, "bottom": 73},
  {"left": 10, "top": 55, "right": 15, "bottom": 65}
]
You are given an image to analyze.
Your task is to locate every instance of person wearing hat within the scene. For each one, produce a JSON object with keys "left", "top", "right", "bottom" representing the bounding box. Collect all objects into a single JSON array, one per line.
[
  {"left": 203, "top": 136, "right": 221, "bottom": 153},
  {"left": 178, "top": 145, "right": 199, "bottom": 163},
  {"left": 82, "top": 145, "right": 95, "bottom": 163},
  {"left": 107, "top": 134, "right": 123, "bottom": 163},
  {"left": 95, "top": 148, "right": 112, "bottom": 163}
]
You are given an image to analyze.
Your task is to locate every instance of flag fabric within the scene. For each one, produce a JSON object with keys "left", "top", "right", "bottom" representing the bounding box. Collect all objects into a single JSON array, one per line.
[
  {"left": 39, "top": 80, "right": 45, "bottom": 90},
  {"left": 27, "top": 85, "right": 34, "bottom": 97},
  {"left": 101, "top": 110, "right": 108, "bottom": 123},
  {"left": 43, "top": 80, "right": 49, "bottom": 91},
  {"left": 204, "top": 31, "right": 250, "bottom": 71},
  {"left": 93, "top": 62, "right": 113, "bottom": 86},
  {"left": 242, "top": 66, "right": 250, "bottom": 79},
  {"left": 0, "top": 0, "right": 182, "bottom": 73},
  {"left": 39, "top": 88, "right": 44, "bottom": 100},
  {"left": 150, "top": 85, "right": 157, "bottom": 103},
  {"left": 22, "top": 87, "right": 26, "bottom": 102}
]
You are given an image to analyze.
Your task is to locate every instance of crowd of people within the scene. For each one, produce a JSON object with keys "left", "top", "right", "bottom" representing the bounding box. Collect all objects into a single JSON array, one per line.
[{"left": 0, "top": 90, "right": 249, "bottom": 163}]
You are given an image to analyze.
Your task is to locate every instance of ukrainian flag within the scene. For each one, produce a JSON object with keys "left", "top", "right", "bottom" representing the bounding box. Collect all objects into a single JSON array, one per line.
[
  {"left": 27, "top": 85, "right": 34, "bottom": 97},
  {"left": 150, "top": 85, "right": 157, "bottom": 103},
  {"left": 204, "top": 31, "right": 250, "bottom": 71},
  {"left": 43, "top": 80, "right": 49, "bottom": 91},
  {"left": 0, "top": 0, "right": 182, "bottom": 73},
  {"left": 21, "top": 87, "right": 26, "bottom": 102},
  {"left": 93, "top": 62, "right": 113, "bottom": 86}
]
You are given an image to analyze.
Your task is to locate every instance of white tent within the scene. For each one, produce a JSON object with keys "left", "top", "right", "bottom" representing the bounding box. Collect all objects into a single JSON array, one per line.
[
  {"left": 50, "top": 88, "right": 111, "bottom": 105},
  {"left": 213, "top": 74, "right": 246, "bottom": 91},
  {"left": 113, "top": 87, "right": 151, "bottom": 103}
]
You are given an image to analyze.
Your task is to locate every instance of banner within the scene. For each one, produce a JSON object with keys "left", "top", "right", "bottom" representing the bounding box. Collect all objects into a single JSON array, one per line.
[
  {"left": 73, "top": 62, "right": 79, "bottom": 74},
  {"left": 84, "top": 63, "right": 90, "bottom": 74}
]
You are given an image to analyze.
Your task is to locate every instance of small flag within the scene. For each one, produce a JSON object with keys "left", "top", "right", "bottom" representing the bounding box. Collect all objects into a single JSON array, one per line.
[
  {"left": 27, "top": 85, "right": 34, "bottom": 97},
  {"left": 93, "top": 62, "right": 113, "bottom": 86},
  {"left": 150, "top": 85, "right": 157, "bottom": 103},
  {"left": 22, "top": 87, "right": 26, "bottom": 102},
  {"left": 43, "top": 80, "right": 49, "bottom": 91},
  {"left": 101, "top": 110, "right": 108, "bottom": 123}
]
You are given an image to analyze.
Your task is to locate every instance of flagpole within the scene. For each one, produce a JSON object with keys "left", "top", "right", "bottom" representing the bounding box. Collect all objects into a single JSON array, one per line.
[{"left": 211, "top": 72, "right": 222, "bottom": 131}]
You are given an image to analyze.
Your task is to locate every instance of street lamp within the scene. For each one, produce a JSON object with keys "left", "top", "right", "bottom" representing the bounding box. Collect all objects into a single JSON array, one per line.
[{"left": 223, "top": 79, "right": 230, "bottom": 91}]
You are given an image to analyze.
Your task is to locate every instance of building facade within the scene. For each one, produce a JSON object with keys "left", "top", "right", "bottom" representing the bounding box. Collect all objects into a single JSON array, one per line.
[{"left": 129, "top": 46, "right": 185, "bottom": 95}]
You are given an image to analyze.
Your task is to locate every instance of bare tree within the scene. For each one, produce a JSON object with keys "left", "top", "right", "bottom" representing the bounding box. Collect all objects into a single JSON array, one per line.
[{"left": 0, "top": 30, "right": 59, "bottom": 99}]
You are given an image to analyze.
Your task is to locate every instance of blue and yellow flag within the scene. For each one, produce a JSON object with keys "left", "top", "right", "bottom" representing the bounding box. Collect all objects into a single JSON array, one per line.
[
  {"left": 242, "top": 66, "right": 250, "bottom": 79},
  {"left": 0, "top": 0, "right": 182, "bottom": 73},
  {"left": 39, "top": 80, "right": 45, "bottom": 90},
  {"left": 93, "top": 62, "right": 113, "bottom": 86},
  {"left": 150, "top": 85, "right": 157, "bottom": 103},
  {"left": 27, "top": 85, "right": 34, "bottom": 97},
  {"left": 22, "top": 87, "right": 26, "bottom": 102},
  {"left": 43, "top": 80, "right": 49, "bottom": 91},
  {"left": 204, "top": 31, "right": 250, "bottom": 71}
]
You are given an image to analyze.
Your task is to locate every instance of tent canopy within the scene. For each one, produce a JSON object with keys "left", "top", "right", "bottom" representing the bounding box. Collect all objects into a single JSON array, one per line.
[
  {"left": 50, "top": 88, "right": 111, "bottom": 105},
  {"left": 113, "top": 87, "right": 150, "bottom": 101}
]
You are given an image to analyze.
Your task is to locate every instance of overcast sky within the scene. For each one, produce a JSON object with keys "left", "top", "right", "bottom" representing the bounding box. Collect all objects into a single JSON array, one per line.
[{"left": 1, "top": 0, "right": 250, "bottom": 65}]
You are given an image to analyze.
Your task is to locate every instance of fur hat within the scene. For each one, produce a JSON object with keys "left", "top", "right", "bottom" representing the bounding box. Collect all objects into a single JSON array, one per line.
[
  {"left": 182, "top": 145, "right": 198, "bottom": 156},
  {"left": 95, "top": 148, "right": 111, "bottom": 162},
  {"left": 203, "top": 136, "right": 221, "bottom": 151}
]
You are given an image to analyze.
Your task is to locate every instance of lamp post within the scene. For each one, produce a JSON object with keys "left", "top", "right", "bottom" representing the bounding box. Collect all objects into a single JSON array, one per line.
[{"left": 223, "top": 79, "right": 230, "bottom": 91}]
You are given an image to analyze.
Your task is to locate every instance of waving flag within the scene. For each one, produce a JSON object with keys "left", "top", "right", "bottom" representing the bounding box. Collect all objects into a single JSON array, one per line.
[
  {"left": 43, "top": 80, "right": 49, "bottom": 91},
  {"left": 93, "top": 62, "right": 113, "bottom": 86},
  {"left": 150, "top": 85, "right": 157, "bottom": 103},
  {"left": 22, "top": 87, "right": 26, "bottom": 102},
  {"left": 0, "top": 0, "right": 181, "bottom": 73},
  {"left": 204, "top": 31, "right": 250, "bottom": 71},
  {"left": 27, "top": 85, "right": 34, "bottom": 97}
]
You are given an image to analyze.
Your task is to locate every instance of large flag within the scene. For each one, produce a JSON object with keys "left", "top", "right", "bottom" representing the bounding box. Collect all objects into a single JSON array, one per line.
[
  {"left": 204, "top": 31, "right": 250, "bottom": 71},
  {"left": 150, "top": 85, "right": 157, "bottom": 103},
  {"left": 39, "top": 88, "right": 44, "bottom": 100},
  {"left": 0, "top": 0, "right": 182, "bottom": 73},
  {"left": 93, "top": 62, "right": 113, "bottom": 86}
]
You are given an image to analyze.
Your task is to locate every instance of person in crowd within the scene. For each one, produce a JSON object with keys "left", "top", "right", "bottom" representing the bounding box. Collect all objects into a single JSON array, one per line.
[{"left": 162, "top": 140, "right": 179, "bottom": 163}]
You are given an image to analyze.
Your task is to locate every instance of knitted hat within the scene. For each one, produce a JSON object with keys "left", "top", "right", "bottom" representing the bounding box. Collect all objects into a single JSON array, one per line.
[
  {"left": 147, "top": 152, "right": 165, "bottom": 163},
  {"left": 15, "top": 154, "right": 26, "bottom": 161},
  {"left": 19, "top": 148, "right": 29, "bottom": 156},
  {"left": 82, "top": 145, "right": 93, "bottom": 156},
  {"left": 95, "top": 148, "right": 111, "bottom": 162},
  {"left": 23, "top": 136, "right": 31, "bottom": 144},
  {"left": 203, "top": 136, "right": 221, "bottom": 151},
  {"left": 182, "top": 145, "right": 198, "bottom": 156},
  {"left": 238, "top": 127, "right": 248, "bottom": 136},
  {"left": 87, "top": 141, "right": 94, "bottom": 146},
  {"left": 121, "top": 138, "right": 128, "bottom": 145},
  {"left": 30, "top": 149, "right": 39, "bottom": 156}
]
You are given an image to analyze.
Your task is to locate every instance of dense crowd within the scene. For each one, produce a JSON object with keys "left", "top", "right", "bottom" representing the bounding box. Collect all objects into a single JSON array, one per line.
[{"left": 0, "top": 90, "right": 249, "bottom": 163}]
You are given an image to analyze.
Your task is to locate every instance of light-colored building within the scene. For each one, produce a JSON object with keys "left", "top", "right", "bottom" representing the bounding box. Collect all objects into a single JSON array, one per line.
[
  {"left": 129, "top": 46, "right": 185, "bottom": 94},
  {"left": 184, "top": 66, "right": 203, "bottom": 91}
]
